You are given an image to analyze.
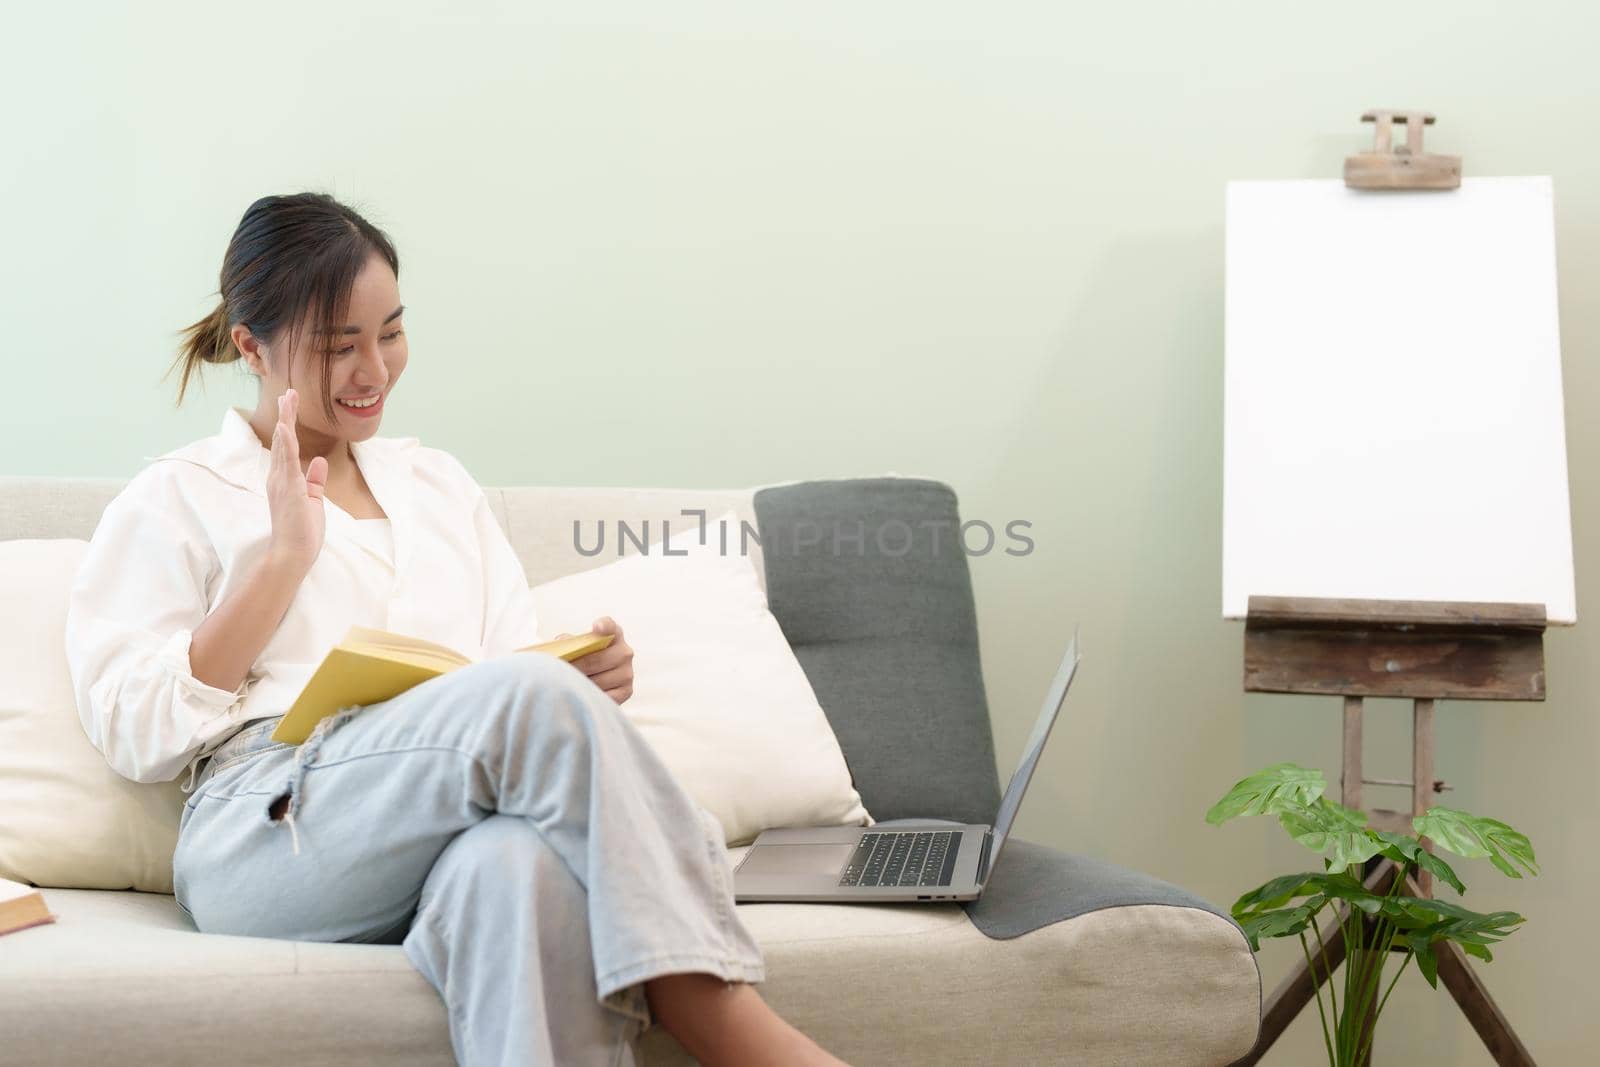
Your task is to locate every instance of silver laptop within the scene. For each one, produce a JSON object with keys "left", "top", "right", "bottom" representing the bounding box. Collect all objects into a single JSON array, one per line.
[{"left": 734, "top": 631, "right": 1081, "bottom": 903}]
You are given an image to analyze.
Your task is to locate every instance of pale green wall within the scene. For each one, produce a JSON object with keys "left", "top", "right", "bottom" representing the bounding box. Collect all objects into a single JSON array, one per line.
[{"left": 4, "top": 2, "right": 1595, "bottom": 1062}]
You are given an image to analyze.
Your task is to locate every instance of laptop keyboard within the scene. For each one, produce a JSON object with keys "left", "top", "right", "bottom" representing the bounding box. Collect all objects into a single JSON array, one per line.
[{"left": 838, "top": 830, "right": 963, "bottom": 888}]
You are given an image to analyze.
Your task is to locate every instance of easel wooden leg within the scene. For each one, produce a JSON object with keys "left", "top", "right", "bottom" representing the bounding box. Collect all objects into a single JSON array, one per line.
[
  {"left": 1413, "top": 698, "right": 1435, "bottom": 897},
  {"left": 1343, "top": 696, "right": 1378, "bottom": 1066},
  {"left": 1435, "top": 940, "right": 1537, "bottom": 1066},
  {"left": 1391, "top": 871, "right": 1539, "bottom": 1067},
  {"left": 1343, "top": 696, "right": 1364, "bottom": 809}
]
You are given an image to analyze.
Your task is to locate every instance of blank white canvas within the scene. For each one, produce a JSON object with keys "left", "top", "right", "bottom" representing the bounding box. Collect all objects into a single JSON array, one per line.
[{"left": 1223, "top": 177, "right": 1576, "bottom": 623}]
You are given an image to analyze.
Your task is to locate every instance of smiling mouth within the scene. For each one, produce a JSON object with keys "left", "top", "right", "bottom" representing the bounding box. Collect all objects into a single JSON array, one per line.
[{"left": 337, "top": 392, "right": 385, "bottom": 414}]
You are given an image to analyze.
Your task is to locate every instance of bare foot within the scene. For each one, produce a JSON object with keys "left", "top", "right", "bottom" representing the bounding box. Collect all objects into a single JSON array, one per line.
[{"left": 645, "top": 974, "right": 850, "bottom": 1067}]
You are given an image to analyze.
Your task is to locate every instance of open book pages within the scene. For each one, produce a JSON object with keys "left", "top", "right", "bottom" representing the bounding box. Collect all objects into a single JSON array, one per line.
[
  {"left": 338, "top": 625, "right": 476, "bottom": 671},
  {"left": 268, "top": 626, "right": 614, "bottom": 746}
]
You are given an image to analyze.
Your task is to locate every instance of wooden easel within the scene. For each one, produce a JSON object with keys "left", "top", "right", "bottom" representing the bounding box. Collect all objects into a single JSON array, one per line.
[
  {"left": 1229, "top": 112, "right": 1546, "bottom": 1064},
  {"left": 1232, "top": 596, "right": 1543, "bottom": 1066}
]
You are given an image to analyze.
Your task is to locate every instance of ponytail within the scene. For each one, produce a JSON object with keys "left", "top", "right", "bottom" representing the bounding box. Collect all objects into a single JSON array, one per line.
[{"left": 166, "top": 302, "right": 237, "bottom": 407}]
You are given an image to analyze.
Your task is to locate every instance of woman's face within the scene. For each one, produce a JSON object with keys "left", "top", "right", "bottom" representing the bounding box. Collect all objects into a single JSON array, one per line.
[{"left": 241, "top": 251, "right": 408, "bottom": 446}]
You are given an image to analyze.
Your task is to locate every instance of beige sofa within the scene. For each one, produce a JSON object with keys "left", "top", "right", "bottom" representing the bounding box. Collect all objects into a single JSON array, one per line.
[{"left": 0, "top": 475, "right": 1261, "bottom": 1066}]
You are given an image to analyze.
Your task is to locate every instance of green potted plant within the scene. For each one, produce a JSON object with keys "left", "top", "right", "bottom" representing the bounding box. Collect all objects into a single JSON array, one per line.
[{"left": 1207, "top": 763, "right": 1537, "bottom": 1067}]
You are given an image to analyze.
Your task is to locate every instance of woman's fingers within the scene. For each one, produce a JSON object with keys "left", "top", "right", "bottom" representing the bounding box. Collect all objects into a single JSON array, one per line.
[
  {"left": 270, "top": 417, "right": 287, "bottom": 482},
  {"left": 575, "top": 642, "right": 630, "bottom": 674},
  {"left": 275, "top": 390, "right": 305, "bottom": 484},
  {"left": 281, "top": 391, "right": 300, "bottom": 467},
  {"left": 304, "top": 454, "right": 328, "bottom": 500},
  {"left": 585, "top": 663, "right": 632, "bottom": 691},
  {"left": 275, "top": 394, "right": 287, "bottom": 458}
]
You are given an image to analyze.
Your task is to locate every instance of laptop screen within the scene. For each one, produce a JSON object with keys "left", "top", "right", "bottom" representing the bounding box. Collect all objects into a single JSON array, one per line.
[{"left": 986, "top": 630, "right": 1080, "bottom": 879}]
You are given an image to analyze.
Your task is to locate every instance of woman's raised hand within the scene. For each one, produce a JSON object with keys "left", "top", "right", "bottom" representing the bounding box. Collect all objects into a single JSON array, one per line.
[{"left": 266, "top": 388, "right": 329, "bottom": 575}]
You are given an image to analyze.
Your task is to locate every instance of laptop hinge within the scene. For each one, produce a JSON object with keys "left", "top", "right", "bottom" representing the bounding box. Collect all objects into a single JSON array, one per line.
[{"left": 975, "top": 829, "right": 994, "bottom": 886}]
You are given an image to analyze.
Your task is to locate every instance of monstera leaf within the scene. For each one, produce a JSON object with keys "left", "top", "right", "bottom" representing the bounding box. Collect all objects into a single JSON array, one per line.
[
  {"left": 1237, "top": 904, "right": 1319, "bottom": 951},
  {"left": 1396, "top": 899, "right": 1526, "bottom": 989},
  {"left": 1395, "top": 898, "right": 1526, "bottom": 944},
  {"left": 1205, "top": 763, "right": 1327, "bottom": 825},
  {"left": 1276, "top": 797, "right": 1385, "bottom": 868},
  {"left": 1414, "top": 808, "right": 1540, "bottom": 879},
  {"left": 1232, "top": 870, "right": 1392, "bottom": 925},
  {"left": 1373, "top": 831, "right": 1467, "bottom": 895}
]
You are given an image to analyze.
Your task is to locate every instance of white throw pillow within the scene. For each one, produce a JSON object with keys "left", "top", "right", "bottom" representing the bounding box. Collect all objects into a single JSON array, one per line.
[
  {"left": 0, "top": 540, "right": 187, "bottom": 892},
  {"left": 531, "top": 512, "right": 872, "bottom": 845}
]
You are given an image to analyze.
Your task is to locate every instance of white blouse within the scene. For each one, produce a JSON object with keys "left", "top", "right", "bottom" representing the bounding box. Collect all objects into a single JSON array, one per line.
[
  {"left": 347, "top": 516, "right": 396, "bottom": 567},
  {"left": 63, "top": 406, "right": 543, "bottom": 787}
]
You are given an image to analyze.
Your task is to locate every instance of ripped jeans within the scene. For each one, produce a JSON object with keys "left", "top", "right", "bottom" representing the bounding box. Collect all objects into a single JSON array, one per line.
[{"left": 172, "top": 653, "right": 765, "bottom": 1067}]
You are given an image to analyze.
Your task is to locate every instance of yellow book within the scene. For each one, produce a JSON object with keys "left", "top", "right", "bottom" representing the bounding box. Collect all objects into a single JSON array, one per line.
[{"left": 269, "top": 625, "right": 615, "bottom": 745}]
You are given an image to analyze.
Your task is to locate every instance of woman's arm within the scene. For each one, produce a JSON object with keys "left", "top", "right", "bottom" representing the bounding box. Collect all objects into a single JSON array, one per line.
[
  {"left": 187, "top": 550, "right": 307, "bottom": 694},
  {"left": 192, "top": 386, "right": 325, "bottom": 690},
  {"left": 64, "top": 473, "right": 257, "bottom": 783},
  {"left": 67, "top": 393, "right": 327, "bottom": 783}
]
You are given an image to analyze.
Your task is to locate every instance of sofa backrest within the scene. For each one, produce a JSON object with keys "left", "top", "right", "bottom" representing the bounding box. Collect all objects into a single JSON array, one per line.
[
  {"left": 0, "top": 474, "right": 1002, "bottom": 826},
  {"left": 0, "top": 477, "right": 760, "bottom": 587}
]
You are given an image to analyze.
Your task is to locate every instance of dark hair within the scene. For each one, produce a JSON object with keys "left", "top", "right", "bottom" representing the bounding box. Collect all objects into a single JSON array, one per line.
[{"left": 167, "top": 192, "right": 400, "bottom": 425}]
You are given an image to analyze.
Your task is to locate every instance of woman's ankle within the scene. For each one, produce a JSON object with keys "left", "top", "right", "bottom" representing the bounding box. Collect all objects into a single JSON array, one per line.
[
  {"left": 644, "top": 974, "right": 847, "bottom": 1067},
  {"left": 644, "top": 974, "right": 759, "bottom": 1060}
]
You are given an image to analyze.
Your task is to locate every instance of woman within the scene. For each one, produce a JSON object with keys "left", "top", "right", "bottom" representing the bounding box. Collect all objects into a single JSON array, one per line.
[{"left": 63, "top": 192, "right": 848, "bottom": 1067}]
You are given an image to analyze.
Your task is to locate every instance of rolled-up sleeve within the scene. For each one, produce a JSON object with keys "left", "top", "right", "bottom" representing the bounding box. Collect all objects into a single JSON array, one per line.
[
  {"left": 64, "top": 470, "right": 250, "bottom": 783},
  {"left": 472, "top": 484, "right": 542, "bottom": 660}
]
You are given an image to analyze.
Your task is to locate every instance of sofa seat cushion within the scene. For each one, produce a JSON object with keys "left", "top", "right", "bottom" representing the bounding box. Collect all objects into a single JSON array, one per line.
[
  {"left": 3, "top": 847, "right": 1258, "bottom": 1067},
  {"left": 1, "top": 885, "right": 454, "bottom": 1066}
]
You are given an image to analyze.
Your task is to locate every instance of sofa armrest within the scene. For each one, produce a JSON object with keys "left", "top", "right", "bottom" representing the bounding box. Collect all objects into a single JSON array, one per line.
[
  {"left": 874, "top": 817, "right": 1248, "bottom": 939},
  {"left": 882, "top": 819, "right": 1264, "bottom": 1062}
]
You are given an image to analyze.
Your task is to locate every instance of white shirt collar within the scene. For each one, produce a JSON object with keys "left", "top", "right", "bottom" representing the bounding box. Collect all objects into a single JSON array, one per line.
[{"left": 150, "top": 405, "right": 422, "bottom": 573}]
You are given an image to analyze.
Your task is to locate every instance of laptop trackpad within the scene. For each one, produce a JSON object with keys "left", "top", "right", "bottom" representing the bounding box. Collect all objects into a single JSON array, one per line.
[{"left": 742, "top": 843, "right": 856, "bottom": 878}]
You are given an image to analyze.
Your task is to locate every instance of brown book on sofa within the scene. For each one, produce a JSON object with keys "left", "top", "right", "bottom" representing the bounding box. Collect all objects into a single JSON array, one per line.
[{"left": 0, "top": 877, "right": 54, "bottom": 937}]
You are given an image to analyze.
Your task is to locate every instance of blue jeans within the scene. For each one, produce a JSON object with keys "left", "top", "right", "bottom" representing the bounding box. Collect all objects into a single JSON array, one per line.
[{"left": 173, "top": 653, "right": 765, "bottom": 1067}]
